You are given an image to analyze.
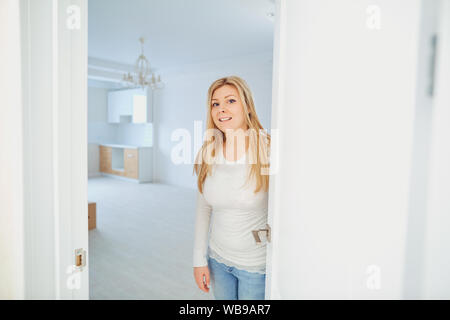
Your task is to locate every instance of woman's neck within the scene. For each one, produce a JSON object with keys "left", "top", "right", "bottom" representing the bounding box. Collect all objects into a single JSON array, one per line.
[{"left": 223, "top": 134, "right": 249, "bottom": 162}]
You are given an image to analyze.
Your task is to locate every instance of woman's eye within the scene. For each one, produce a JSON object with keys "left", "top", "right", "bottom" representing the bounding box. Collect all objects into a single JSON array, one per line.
[
  {"left": 212, "top": 103, "right": 219, "bottom": 107},
  {"left": 228, "top": 99, "right": 236, "bottom": 103}
]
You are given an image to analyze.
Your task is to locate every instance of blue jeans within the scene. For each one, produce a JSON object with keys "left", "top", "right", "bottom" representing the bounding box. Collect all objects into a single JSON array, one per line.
[{"left": 207, "top": 256, "right": 266, "bottom": 300}]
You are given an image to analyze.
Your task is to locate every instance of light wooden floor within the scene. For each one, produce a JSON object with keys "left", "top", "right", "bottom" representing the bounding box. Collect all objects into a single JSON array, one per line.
[{"left": 88, "top": 176, "right": 214, "bottom": 300}]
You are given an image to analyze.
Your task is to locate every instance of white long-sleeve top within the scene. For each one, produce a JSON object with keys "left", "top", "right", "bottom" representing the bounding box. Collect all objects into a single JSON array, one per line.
[{"left": 193, "top": 147, "right": 268, "bottom": 274}]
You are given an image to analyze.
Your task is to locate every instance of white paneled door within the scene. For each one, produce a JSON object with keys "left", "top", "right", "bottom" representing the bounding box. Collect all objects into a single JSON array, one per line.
[
  {"left": 265, "top": 0, "right": 444, "bottom": 299},
  {"left": 19, "top": 0, "right": 89, "bottom": 299}
]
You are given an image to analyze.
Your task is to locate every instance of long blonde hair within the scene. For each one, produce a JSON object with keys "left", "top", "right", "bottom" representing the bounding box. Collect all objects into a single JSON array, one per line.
[{"left": 193, "top": 76, "right": 271, "bottom": 194}]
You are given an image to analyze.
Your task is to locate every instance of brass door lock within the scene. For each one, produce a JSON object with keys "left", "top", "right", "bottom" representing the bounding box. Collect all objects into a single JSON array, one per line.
[
  {"left": 252, "top": 224, "right": 271, "bottom": 244},
  {"left": 74, "top": 248, "right": 86, "bottom": 271}
]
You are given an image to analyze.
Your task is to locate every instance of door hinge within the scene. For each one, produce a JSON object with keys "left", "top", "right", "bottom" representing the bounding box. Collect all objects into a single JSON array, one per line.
[
  {"left": 428, "top": 33, "right": 438, "bottom": 97},
  {"left": 252, "top": 224, "right": 271, "bottom": 244}
]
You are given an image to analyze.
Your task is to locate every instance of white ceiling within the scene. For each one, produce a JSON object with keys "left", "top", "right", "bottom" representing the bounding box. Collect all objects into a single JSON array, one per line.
[{"left": 88, "top": 0, "right": 275, "bottom": 70}]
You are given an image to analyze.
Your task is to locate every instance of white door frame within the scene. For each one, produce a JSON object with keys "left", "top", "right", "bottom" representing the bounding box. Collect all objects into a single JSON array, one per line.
[
  {"left": 20, "top": 0, "right": 89, "bottom": 299},
  {"left": 422, "top": 0, "right": 450, "bottom": 298},
  {"left": 265, "top": 0, "right": 286, "bottom": 300}
]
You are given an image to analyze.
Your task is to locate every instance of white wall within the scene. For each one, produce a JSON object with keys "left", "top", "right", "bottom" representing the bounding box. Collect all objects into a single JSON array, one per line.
[
  {"left": 116, "top": 123, "right": 153, "bottom": 146},
  {"left": 152, "top": 52, "right": 273, "bottom": 189},
  {"left": 267, "top": 0, "right": 427, "bottom": 299},
  {"left": 87, "top": 86, "right": 117, "bottom": 143},
  {"left": 88, "top": 86, "right": 114, "bottom": 177}
]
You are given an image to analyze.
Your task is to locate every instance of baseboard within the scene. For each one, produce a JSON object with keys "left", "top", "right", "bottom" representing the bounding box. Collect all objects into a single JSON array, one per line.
[{"left": 100, "top": 173, "right": 140, "bottom": 183}]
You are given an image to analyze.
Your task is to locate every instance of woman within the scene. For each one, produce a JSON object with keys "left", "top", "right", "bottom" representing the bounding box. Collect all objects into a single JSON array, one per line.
[{"left": 192, "top": 76, "right": 271, "bottom": 300}]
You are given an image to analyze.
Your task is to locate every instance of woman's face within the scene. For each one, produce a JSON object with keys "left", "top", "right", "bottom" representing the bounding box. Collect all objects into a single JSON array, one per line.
[{"left": 211, "top": 85, "right": 248, "bottom": 134}]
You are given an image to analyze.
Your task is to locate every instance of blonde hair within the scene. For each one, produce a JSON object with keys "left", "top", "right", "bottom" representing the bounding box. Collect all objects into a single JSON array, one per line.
[{"left": 193, "top": 76, "right": 271, "bottom": 194}]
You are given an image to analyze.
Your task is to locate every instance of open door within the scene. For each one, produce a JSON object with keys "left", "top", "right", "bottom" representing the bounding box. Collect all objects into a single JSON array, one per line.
[{"left": 265, "top": 0, "right": 439, "bottom": 299}]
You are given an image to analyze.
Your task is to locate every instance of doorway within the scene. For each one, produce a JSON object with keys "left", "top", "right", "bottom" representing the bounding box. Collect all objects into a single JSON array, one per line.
[{"left": 86, "top": 0, "right": 276, "bottom": 299}]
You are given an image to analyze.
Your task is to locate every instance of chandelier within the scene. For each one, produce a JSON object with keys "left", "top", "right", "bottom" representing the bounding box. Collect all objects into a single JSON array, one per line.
[{"left": 122, "top": 37, "right": 163, "bottom": 90}]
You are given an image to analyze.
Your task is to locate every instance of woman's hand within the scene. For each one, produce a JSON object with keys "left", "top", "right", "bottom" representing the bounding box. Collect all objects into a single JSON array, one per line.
[{"left": 193, "top": 266, "right": 210, "bottom": 293}]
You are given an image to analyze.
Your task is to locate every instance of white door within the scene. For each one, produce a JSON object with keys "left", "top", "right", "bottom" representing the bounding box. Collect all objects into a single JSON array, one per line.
[
  {"left": 19, "top": 0, "right": 89, "bottom": 299},
  {"left": 265, "top": 0, "right": 442, "bottom": 299}
]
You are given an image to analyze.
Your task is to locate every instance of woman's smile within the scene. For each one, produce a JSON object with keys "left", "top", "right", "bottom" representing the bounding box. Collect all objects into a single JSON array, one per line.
[{"left": 219, "top": 116, "right": 232, "bottom": 122}]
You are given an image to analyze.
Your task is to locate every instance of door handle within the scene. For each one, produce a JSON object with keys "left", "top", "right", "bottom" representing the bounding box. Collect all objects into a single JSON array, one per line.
[{"left": 252, "top": 224, "right": 271, "bottom": 244}]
